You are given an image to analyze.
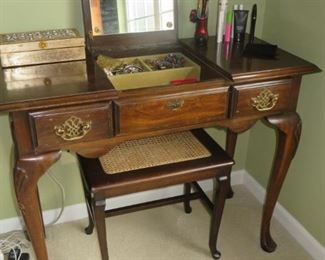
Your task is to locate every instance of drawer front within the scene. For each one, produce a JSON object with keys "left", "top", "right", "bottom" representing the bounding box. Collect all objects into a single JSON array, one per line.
[
  {"left": 29, "top": 103, "right": 113, "bottom": 151},
  {"left": 116, "top": 89, "right": 228, "bottom": 134},
  {"left": 233, "top": 80, "right": 293, "bottom": 117}
]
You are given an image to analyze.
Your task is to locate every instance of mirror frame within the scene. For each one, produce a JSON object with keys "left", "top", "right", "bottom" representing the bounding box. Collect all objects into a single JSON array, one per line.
[{"left": 81, "top": 0, "right": 178, "bottom": 49}]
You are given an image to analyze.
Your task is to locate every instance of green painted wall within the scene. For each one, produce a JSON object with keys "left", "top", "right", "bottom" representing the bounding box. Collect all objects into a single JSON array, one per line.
[
  {"left": 0, "top": 0, "right": 84, "bottom": 34},
  {"left": 246, "top": 0, "right": 325, "bottom": 247}
]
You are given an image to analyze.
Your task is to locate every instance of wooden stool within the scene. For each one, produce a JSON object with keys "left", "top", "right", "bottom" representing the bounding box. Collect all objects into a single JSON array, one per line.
[{"left": 77, "top": 129, "right": 234, "bottom": 259}]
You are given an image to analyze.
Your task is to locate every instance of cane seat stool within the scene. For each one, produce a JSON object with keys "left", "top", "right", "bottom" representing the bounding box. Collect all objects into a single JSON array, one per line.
[{"left": 77, "top": 129, "right": 234, "bottom": 260}]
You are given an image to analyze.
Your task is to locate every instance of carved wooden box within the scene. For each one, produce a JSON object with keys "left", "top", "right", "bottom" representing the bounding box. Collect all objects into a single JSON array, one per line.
[
  {"left": 3, "top": 61, "right": 87, "bottom": 90},
  {"left": 0, "top": 29, "right": 85, "bottom": 68}
]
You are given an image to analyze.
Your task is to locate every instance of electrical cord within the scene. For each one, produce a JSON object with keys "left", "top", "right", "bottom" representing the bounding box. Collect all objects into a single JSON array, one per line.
[
  {"left": 0, "top": 169, "right": 65, "bottom": 260},
  {"left": 45, "top": 169, "right": 66, "bottom": 226},
  {"left": 0, "top": 232, "right": 28, "bottom": 260}
]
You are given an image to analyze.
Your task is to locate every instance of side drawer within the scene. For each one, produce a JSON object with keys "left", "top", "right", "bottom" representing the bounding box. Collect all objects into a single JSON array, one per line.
[
  {"left": 233, "top": 79, "right": 293, "bottom": 117},
  {"left": 115, "top": 88, "right": 228, "bottom": 134},
  {"left": 29, "top": 103, "right": 113, "bottom": 151}
]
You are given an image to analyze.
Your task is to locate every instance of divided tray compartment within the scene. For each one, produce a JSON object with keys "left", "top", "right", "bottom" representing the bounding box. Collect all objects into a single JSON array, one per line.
[{"left": 99, "top": 53, "right": 201, "bottom": 90}]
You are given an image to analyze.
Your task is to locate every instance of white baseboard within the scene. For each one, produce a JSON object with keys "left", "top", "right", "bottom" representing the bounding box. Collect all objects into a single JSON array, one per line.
[
  {"left": 0, "top": 170, "right": 244, "bottom": 234},
  {"left": 0, "top": 204, "right": 89, "bottom": 235},
  {"left": 0, "top": 216, "right": 24, "bottom": 234},
  {"left": 242, "top": 171, "right": 325, "bottom": 260},
  {"left": 1, "top": 169, "right": 324, "bottom": 260}
]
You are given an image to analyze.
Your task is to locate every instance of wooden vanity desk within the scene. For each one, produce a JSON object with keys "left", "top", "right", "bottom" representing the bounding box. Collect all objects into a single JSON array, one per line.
[{"left": 0, "top": 1, "right": 321, "bottom": 259}]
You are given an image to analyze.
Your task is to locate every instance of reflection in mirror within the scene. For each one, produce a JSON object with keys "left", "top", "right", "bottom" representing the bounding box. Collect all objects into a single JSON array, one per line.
[{"left": 90, "top": 0, "right": 175, "bottom": 35}]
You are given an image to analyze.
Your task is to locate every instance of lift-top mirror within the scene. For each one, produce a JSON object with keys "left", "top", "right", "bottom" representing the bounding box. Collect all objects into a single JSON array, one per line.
[{"left": 82, "top": 0, "right": 178, "bottom": 47}]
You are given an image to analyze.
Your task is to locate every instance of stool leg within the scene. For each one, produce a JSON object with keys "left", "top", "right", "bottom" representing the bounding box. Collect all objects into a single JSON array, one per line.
[
  {"left": 84, "top": 192, "right": 95, "bottom": 235},
  {"left": 78, "top": 159, "right": 95, "bottom": 235},
  {"left": 94, "top": 199, "right": 109, "bottom": 260},
  {"left": 209, "top": 175, "right": 229, "bottom": 259},
  {"left": 184, "top": 183, "right": 192, "bottom": 213},
  {"left": 80, "top": 174, "right": 95, "bottom": 235},
  {"left": 225, "top": 129, "right": 237, "bottom": 198}
]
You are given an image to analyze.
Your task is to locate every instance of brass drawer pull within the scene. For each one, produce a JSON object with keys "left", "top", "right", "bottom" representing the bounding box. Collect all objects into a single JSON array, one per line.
[
  {"left": 166, "top": 99, "right": 184, "bottom": 111},
  {"left": 54, "top": 116, "right": 91, "bottom": 141},
  {"left": 251, "top": 89, "right": 279, "bottom": 112}
]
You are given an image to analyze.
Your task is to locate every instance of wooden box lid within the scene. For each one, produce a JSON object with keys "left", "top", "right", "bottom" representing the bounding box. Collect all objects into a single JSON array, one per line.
[
  {"left": 0, "top": 29, "right": 85, "bottom": 68},
  {"left": 0, "top": 29, "right": 84, "bottom": 53}
]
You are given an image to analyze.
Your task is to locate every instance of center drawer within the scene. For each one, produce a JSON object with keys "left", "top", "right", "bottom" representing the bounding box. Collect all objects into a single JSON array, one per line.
[
  {"left": 115, "top": 88, "right": 228, "bottom": 134},
  {"left": 29, "top": 102, "right": 113, "bottom": 151}
]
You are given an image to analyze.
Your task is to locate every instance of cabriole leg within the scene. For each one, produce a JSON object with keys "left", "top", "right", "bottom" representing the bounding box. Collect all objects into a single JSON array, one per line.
[
  {"left": 14, "top": 151, "right": 61, "bottom": 260},
  {"left": 261, "top": 112, "right": 302, "bottom": 252}
]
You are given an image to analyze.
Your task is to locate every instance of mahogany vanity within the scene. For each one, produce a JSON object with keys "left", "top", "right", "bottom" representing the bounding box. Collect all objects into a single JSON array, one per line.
[{"left": 0, "top": 0, "right": 320, "bottom": 259}]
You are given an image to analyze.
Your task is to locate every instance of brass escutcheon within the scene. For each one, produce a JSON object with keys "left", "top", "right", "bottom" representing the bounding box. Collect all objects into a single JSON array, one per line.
[
  {"left": 38, "top": 40, "right": 47, "bottom": 49},
  {"left": 251, "top": 89, "right": 279, "bottom": 112},
  {"left": 54, "top": 116, "right": 92, "bottom": 141},
  {"left": 166, "top": 99, "right": 184, "bottom": 111}
]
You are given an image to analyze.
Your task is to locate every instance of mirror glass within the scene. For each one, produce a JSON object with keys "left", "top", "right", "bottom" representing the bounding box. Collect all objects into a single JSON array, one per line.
[{"left": 90, "top": 0, "right": 175, "bottom": 36}]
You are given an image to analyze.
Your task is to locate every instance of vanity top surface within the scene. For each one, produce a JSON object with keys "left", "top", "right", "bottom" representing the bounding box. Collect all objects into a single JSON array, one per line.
[{"left": 180, "top": 36, "right": 321, "bottom": 83}]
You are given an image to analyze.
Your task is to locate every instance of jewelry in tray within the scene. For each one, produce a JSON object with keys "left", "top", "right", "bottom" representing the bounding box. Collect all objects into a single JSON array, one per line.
[
  {"left": 97, "top": 53, "right": 186, "bottom": 77},
  {"left": 144, "top": 53, "right": 185, "bottom": 70},
  {"left": 96, "top": 55, "right": 144, "bottom": 76}
]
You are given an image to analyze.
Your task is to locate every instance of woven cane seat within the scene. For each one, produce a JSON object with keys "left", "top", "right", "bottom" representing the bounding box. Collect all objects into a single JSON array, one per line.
[
  {"left": 77, "top": 129, "right": 234, "bottom": 260},
  {"left": 100, "top": 131, "right": 211, "bottom": 174}
]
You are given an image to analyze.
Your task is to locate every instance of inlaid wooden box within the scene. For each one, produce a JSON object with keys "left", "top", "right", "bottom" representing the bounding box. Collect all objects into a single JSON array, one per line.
[
  {"left": 99, "top": 53, "right": 201, "bottom": 90},
  {"left": 0, "top": 29, "right": 85, "bottom": 68},
  {"left": 3, "top": 60, "right": 87, "bottom": 90}
]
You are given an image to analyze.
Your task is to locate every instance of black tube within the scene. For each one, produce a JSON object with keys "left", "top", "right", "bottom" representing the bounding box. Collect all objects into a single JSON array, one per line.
[{"left": 234, "top": 10, "right": 249, "bottom": 43}]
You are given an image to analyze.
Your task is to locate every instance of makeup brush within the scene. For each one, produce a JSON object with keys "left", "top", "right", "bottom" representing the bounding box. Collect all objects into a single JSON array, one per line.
[
  {"left": 243, "top": 4, "right": 278, "bottom": 58},
  {"left": 249, "top": 4, "right": 257, "bottom": 43}
]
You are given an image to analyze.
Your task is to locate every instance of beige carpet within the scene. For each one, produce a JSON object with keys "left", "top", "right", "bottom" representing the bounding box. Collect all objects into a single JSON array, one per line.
[{"left": 6, "top": 186, "right": 313, "bottom": 260}]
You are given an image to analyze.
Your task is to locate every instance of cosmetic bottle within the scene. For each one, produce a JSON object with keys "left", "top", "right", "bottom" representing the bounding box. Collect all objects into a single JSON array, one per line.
[
  {"left": 233, "top": 5, "right": 249, "bottom": 43},
  {"left": 224, "top": 10, "right": 233, "bottom": 42},
  {"left": 195, "top": 16, "right": 209, "bottom": 46},
  {"left": 190, "top": 1, "right": 209, "bottom": 47},
  {"left": 231, "top": 5, "right": 238, "bottom": 39},
  {"left": 216, "top": 0, "right": 228, "bottom": 43}
]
